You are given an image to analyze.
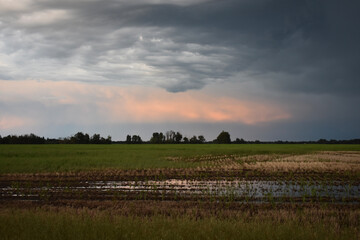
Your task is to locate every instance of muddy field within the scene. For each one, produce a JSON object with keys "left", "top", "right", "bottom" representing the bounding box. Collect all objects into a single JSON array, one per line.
[
  {"left": 1, "top": 150, "right": 360, "bottom": 240},
  {"left": 1, "top": 151, "right": 359, "bottom": 206}
]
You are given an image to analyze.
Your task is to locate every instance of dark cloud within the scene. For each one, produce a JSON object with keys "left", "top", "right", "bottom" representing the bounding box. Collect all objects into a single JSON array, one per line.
[
  {"left": 119, "top": 0, "right": 360, "bottom": 95},
  {"left": 1, "top": 0, "right": 359, "bottom": 94}
]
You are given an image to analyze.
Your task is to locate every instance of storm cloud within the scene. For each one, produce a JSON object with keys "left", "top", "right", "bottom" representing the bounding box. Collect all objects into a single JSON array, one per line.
[
  {"left": 1, "top": 0, "right": 360, "bottom": 140},
  {"left": 1, "top": 0, "right": 358, "bottom": 93}
]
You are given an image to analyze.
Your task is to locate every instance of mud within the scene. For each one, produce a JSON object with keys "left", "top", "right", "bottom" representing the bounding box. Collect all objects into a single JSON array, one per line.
[{"left": 1, "top": 151, "right": 359, "bottom": 208}]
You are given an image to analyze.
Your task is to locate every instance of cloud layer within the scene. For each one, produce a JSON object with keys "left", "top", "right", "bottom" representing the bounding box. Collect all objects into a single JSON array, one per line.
[{"left": 1, "top": 0, "right": 359, "bottom": 93}]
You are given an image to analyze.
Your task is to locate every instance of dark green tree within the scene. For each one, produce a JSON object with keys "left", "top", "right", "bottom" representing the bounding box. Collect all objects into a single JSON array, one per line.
[
  {"left": 150, "top": 132, "right": 165, "bottom": 143},
  {"left": 72, "top": 132, "right": 90, "bottom": 144},
  {"left": 165, "top": 130, "right": 176, "bottom": 142},
  {"left": 91, "top": 134, "right": 101, "bottom": 144},
  {"left": 126, "top": 135, "right": 132, "bottom": 143},
  {"left": 105, "top": 135, "right": 112, "bottom": 144},
  {"left": 189, "top": 136, "right": 198, "bottom": 143},
  {"left": 175, "top": 132, "right": 183, "bottom": 143},
  {"left": 216, "top": 131, "right": 231, "bottom": 144},
  {"left": 132, "top": 135, "right": 142, "bottom": 144},
  {"left": 235, "top": 138, "right": 246, "bottom": 144},
  {"left": 198, "top": 135, "right": 206, "bottom": 143}
]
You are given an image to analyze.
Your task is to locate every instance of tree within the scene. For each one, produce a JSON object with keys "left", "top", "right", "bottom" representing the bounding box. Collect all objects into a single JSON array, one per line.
[
  {"left": 216, "top": 131, "right": 231, "bottom": 144},
  {"left": 235, "top": 138, "right": 246, "bottom": 144},
  {"left": 150, "top": 132, "right": 159, "bottom": 143},
  {"left": 105, "top": 135, "right": 112, "bottom": 144},
  {"left": 91, "top": 134, "right": 101, "bottom": 144},
  {"left": 84, "top": 133, "right": 90, "bottom": 143},
  {"left": 150, "top": 132, "right": 165, "bottom": 144},
  {"left": 317, "top": 139, "right": 327, "bottom": 144},
  {"left": 189, "top": 136, "right": 198, "bottom": 143},
  {"left": 126, "top": 135, "right": 132, "bottom": 143},
  {"left": 183, "top": 137, "right": 189, "bottom": 144},
  {"left": 175, "top": 132, "right": 183, "bottom": 143},
  {"left": 159, "top": 132, "right": 165, "bottom": 142},
  {"left": 72, "top": 132, "right": 90, "bottom": 144},
  {"left": 125, "top": 135, "right": 142, "bottom": 144},
  {"left": 165, "top": 130, "right": 176, "bottom": 142},
  {"left": 132, "top": 135, "right": 142, "bottom": 144},
  {"left": 198, "top": 135, "right": 206, "bottom": 143}
]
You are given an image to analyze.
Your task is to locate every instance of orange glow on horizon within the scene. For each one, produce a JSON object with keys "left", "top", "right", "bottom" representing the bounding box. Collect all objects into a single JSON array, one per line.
[{"left": 0, "top": 80, "right": 291, "bottom": 127}]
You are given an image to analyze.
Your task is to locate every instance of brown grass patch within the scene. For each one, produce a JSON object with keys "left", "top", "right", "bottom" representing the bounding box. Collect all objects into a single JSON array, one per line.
[{"left": 241, "top": 151, "right": 360, "bottom": 173}]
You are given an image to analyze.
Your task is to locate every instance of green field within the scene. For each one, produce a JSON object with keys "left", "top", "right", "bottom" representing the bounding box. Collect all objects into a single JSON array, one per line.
[
  {"left": 1, "top": 144, "right": 360, "bottom": 239},
  {"left": 1, "top": 144, "right": 360, "bottom": 173}
]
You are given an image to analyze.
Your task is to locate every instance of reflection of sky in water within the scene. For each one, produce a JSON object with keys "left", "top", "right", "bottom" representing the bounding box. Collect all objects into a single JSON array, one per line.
[
  {"left": 2, "top": 180, "right": 358, "bottom": 203},
  {"left": 87, "top": 180, "right": 360, "bottom": 199}
]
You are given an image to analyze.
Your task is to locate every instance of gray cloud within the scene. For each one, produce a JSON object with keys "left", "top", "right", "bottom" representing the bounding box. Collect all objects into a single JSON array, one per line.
[{"left": 1, "top": 0, "right": 358, "bottom": 94}]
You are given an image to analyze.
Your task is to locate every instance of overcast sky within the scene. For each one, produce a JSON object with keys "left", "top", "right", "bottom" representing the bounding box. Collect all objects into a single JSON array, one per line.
[{"left": 1, "top": 0, "right": 359, "bottom": 141}]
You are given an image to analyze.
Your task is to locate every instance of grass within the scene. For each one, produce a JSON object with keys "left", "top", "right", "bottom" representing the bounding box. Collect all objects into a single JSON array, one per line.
[
  {"left": 1, "top": 145, "right": 359, "bottom": 239},
  {"left": 1, "top": 144, "right": 360, "bottom": 173},
  {"left": 241, "top": 152, "right": 360, "bottom": 173},
  {"left": 0, "top": 207, "right": 358, "bottom": 240}
]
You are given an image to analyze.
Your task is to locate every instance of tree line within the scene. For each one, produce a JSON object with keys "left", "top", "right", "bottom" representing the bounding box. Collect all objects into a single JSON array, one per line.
[
  {"left": 148, "top": 131, "right": 206, "bottom": 144},
  {"left": 0, "top": 132, "right": 111, "bottom": 144},
  {"left": 1, "top": 131, "right": 360, "bottom": 144}
]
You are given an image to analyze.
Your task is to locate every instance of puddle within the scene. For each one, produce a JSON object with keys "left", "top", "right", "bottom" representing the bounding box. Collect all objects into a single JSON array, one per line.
[
  {"left": 2, "top": 179, "right": 359, "bottom": 203},
  {"left": 86, "top": 179, "right": 360, "bottom": 199}
]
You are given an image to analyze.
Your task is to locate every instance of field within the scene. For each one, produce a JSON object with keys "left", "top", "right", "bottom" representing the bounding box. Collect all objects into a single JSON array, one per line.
[
  {"left": 1, "top": 144, "right": 360, "bottom": 239},
  {"left": 1, "top": 144, "right": 360, "bottom": 173}
]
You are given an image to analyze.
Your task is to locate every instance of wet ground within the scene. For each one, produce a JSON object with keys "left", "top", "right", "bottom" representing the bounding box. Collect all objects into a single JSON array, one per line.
[
  {"left": 1, "top": 151, "right": 359, "bottom": 205},
  {"left": 1, "top": 178, "right": 359, "bottom": 203}
]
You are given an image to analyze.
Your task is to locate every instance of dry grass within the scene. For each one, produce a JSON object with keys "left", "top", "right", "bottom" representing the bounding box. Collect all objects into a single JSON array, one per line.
[
  {"left": 170, "top": 151, "right": 360, "bottom": 173},
  {"left": 1, "top": 205, "right": 358, "bottom": 240},
  {"left": 241, "top": 151, "right": 360, "bottom": 173},
  {"left": 1, "top": 201, "right": 359, "bottom": 226}
]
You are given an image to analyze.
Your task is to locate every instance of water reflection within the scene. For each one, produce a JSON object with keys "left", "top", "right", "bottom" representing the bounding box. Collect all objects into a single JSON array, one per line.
[
  {"left": 87, "top": 179, "right": 359, "bottom": 200},
  {"left": 2, "top": 179, "right": 359, "bottom": 203}
]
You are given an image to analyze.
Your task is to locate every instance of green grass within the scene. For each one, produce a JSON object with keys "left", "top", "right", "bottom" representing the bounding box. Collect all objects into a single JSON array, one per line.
[
  {"left": 0, "top": 208, "right": 358, "bottom": 240},
  {"left": 0, "top": 144, "right": 359, "bottom": 173}
]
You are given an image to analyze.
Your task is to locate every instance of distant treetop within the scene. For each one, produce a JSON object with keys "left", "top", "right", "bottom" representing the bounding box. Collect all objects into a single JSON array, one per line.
[{"left": 216, "top": 131, "right": 231, "bottom": 144}]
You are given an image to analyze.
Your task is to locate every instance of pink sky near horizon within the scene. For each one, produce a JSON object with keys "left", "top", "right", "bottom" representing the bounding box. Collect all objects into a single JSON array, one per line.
[{"left": 0, "top": 80, "right": 291, "bottom": 131}]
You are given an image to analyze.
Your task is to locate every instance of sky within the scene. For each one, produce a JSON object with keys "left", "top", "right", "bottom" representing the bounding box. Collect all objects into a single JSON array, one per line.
[{"left": 0, "top": 0, "right": 360, "bottom": 141}]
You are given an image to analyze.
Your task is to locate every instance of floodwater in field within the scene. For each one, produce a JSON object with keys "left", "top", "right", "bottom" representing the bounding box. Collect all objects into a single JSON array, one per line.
[
  {"left": 87, "top": 179, "right": 360, "bottom": 200},
  {"left": 2, "top": 179, "right": 358, "bottom": 203}
]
